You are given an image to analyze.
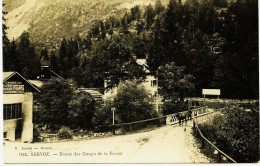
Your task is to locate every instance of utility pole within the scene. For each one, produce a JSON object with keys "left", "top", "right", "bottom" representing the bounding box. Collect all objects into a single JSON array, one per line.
[
  {"left": 111, "top": 107, "right": 116, "bottom": 135},
  {"left": 156, "top": 67, "right": 160, "bottom": 112}
]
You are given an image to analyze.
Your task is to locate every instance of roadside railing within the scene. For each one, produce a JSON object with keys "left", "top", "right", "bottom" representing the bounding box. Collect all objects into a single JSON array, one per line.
[
  {"left": 110, "top": 116, "right": 167, "bottom": 134},
  {"left": 193, "top": 117, "right": 237, "bottom": 163},
  {"left": 111, "top": 107, "right": 213, "bottom": 134},
  {"left": 186, "top": 97, "right": 258, "bottom": 104},
  {"left": 166, "top": 107, "right": 211, "bottom": 125}
]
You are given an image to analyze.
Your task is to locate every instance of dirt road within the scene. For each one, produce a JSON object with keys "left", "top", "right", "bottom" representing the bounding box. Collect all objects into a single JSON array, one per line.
[{"left": 4, "top": 121, "right": 210, "bottom": 164}]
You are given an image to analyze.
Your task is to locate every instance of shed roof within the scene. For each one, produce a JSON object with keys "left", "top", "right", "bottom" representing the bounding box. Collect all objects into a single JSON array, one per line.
[{"left": 28, "top": 80, "right": 44, "bottom": 88}]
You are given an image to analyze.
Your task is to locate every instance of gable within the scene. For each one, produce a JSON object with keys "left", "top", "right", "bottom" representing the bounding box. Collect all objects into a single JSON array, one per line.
[
  {"left": 31, "top": 68, "right": 66, "bottom": 82},
  {"left": 3, "top": 72, "right": 40, "bottom": 94}
]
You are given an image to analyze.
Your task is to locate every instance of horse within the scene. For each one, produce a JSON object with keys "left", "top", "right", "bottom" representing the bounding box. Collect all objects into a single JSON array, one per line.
[{"left": 176, "top": 110, "right": 192, "bottom": 125}]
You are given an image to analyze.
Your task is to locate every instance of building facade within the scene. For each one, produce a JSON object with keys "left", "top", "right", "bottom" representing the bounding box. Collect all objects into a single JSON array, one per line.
[
  {"left": 3, "top": 72, "right": 40, "bottom": 142},
  {"left": 103, "top": 59, "right": 163, "bottom": 112}
]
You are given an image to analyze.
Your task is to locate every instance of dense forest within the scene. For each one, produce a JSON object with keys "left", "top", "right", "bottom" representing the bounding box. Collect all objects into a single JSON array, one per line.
[{"left": 3, "top": 0, "right": 258, "bottom": 99}]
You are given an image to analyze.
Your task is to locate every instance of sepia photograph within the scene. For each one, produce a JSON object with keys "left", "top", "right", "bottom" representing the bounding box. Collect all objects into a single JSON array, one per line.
[{"left": 1, "top": 0, "right": 259, "bottom": 164}]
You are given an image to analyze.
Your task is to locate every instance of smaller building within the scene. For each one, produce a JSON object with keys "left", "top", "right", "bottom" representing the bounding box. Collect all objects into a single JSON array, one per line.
[
  {"left": 29, "top": 66, "right": 67, "bottom": 88},
  {"left": 3, "top": 72, "right": 40, "bottom": 142},
  {"left": 31, "top": 66, "right": 66, "bottom": 81},
  {"left": 104, "top": 59, "right": 163, "bottom": 111}
]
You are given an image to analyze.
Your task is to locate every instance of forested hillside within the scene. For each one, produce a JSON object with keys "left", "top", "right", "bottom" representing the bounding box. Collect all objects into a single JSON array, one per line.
[
  {"left": 4, "top": 0, "right": 162, "bottom": 53},
  {"left": 3, "top": 0, "right": 258, "bottom": 99}
]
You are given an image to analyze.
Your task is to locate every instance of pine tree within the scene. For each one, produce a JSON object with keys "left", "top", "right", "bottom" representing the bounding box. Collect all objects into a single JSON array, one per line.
[
  {"left": 58, "top": 38, "right": 68, "bottom": 76},
  {"left": 50, "top": 51, "right": 60, "bottom": 73},
  {"left": 8, "top": 39, "right": 18, "bottom": 71},
  {"left": 130, "top": 5, "right": 141, "bottom": 21},
  {"left": 16, "top": 32, "right": 41, "bottom": 78},
  {"left": 2, "top": 3, "right": 11, "bottom": 71},
  {"left": 40, "top": 48, "right": 49, "bottom": 65},
  {"left": 2, "top": 3, "right": 9, "bottom": 47},
  {"left": 121, "top": 12, "right": 129, "bottom": 34},
  {"left": 144, "top": 3, "right": 155, "bottom": 28},
  {"left": 155, "top": 0, "right": 165, "bottom": 15},
  {"left": 161, "top": 0, "right": 184, "bottom": 64},
  {"left": 147, "top": 16, "right": 165, "bottom": 72}
]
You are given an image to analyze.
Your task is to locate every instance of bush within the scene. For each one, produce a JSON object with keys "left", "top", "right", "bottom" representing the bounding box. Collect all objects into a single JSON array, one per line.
[
  {"left": 33, "top": 127, "right": 41, "bottom": 142},
  {"left": 35, "top": 78, "right": 74, "bottom": 130},
  {"left": 68, "top": 91, "right": 96, "bottom": 130},
  {"left": 216, "top": 107, "right": 259, "bottom": 162},
  {"left": 162, "top": 100, "right": 188, "bottom": 115},
  {"left": 113, "top": 80, "right": 158, "bottom": 124},
  {"left": 203, "top": 102, "right": 227, "bottom": 109},
  {"left": 197, "top": 106, "right": 259, "bottom": 163},
  {"left": 198, "top": 114, "right": 225, "bottom": 141},
  {"left": 92, "top": 102, "right": 113, "bottom": 132},
  {"left": 57, "top": 127, "right": 73, "bottom": 140},
  {"left": 95, "top": 80, "right": 159, "bottom": 132}
]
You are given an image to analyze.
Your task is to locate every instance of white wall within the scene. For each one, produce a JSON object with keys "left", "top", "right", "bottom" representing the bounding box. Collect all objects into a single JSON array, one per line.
[{"left": 3, "top": 92, "right": 33, "bottom": 142}]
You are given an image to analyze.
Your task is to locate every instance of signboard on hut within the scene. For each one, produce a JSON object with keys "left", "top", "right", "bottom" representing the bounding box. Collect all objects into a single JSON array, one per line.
[{"left": 3, "top": 82, "right": 24, "bottom": 94}]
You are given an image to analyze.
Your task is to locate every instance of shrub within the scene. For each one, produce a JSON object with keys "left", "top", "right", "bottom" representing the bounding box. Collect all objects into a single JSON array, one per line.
[
  {"left": 35, "top": 78, "right": 74, "bottom": 130},
  {"left": 57, "top": 127, "right": 73, "bottom": 140},
  {"left": 33, "top": 127, "right": 41, "bottom": 142},
  {"left": 92, "top": 102, "right": 113, "bottom": 132},
  {"left": 68, "top": 91, "right": 96, "bottom": 130},
  {"left": 198, "top": 114, "right": 225, "bottom": 141},
  {"left": 96, "top": 80, "right": 159, "bottom": 132},
  {"left": 216, "top": 107, "right": 259, "bottom": 162},
  {"left": 162, "top": 100, "right": 188, "bottom": 115},
  {"left": 197, "top": 106, "right": 259, "bottom": 163},
  {"left": 203, "top": 102, "right": 227, "bottom": 109},
  {"left": 113, "top": 80, "right": 158, "bottom": 124}
]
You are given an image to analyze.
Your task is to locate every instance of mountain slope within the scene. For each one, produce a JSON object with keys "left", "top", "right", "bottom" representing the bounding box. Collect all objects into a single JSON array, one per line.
[
  {"left": 3, "top": 0, "right": 26, "bottom": 13},
  {"left": 5, "top": 0, "right": 166, "bottom": 52}
]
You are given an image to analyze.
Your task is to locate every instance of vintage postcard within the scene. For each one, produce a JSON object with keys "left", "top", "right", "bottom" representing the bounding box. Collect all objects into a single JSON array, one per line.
[{"left": 1, "top": 0, "right": 259, "bottom": 164}]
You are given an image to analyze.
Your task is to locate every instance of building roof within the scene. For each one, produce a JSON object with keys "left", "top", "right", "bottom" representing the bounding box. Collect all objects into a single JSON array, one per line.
[
  {"left": 32, "top": 66, "right": 67, "bottom": 82},
  {"left": 136, "top": 59, "right": 147, "bottom": 66},
  {"left": 77, "top": 88, "right": 103, "bottom": 103},
  {"left": 3, "top": 72, "right": 16, "bottom": 81},
  {"left": 28, "top": 80, "right": 44, "bottom": 88},
  {"left": 136, "top": 59, "right": 150, "bottom": 73},
  {"left": 3, "top": 71, "right": 41, "bottom": 93}
]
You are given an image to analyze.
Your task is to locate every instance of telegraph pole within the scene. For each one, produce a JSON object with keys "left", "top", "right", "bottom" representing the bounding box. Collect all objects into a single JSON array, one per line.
[{"left": 111, "top": 107, "right": 116, "bottom": 135}]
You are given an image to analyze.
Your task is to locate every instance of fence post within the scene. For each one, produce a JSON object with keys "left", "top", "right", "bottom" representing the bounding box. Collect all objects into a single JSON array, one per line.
[
  {"left": 129, "top": 123, "right": 132, "bottom": 132},
  {"left": 201, "top": 138, "right": 204, "bottom": 149},
  {"left": 218, "top": 153, "right": 222, "bottom": 162},
  {"left": 112, "top": 125, "right": 115, "bottom": 135}
]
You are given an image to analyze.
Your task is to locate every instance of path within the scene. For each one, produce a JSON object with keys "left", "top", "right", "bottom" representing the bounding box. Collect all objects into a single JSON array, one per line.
[{"left": 4, "top": 121, "right": 210, "bottom": 164}]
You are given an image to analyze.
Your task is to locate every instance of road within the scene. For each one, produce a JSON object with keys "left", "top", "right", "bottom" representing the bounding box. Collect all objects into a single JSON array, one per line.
[{"left": 4, "top": 121, "right": 210, "bottom": 164}]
